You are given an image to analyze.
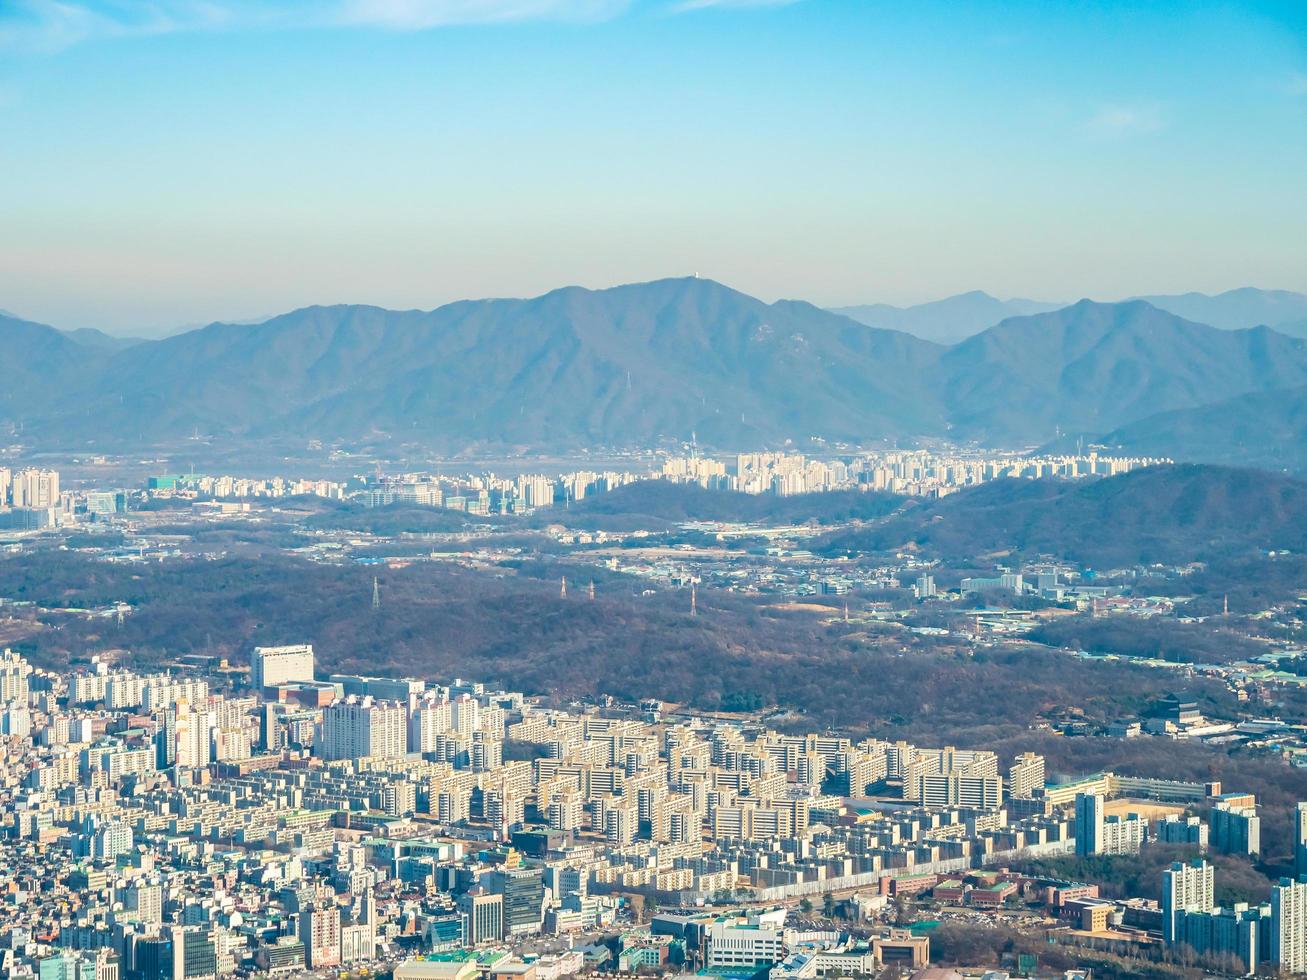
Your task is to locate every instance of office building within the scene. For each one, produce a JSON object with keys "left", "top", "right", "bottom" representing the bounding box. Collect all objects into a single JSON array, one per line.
[
  {"left": 123, "top": 881, "right": 163, "bottom": 925},
  {"left": 457, "top": 889, "right": 504, "bottom": 944},
  {"left": 251, "top": 644, "right": 316, "bottom": 691},
  {"left": 704, "top": 910, "right": 786, "bottom": 970},
  {"left": 168, "top": 926, "right": 218, "bottom": 980},
  {"left": 489, "top": 866, "right": 546, "bottom": 937}
]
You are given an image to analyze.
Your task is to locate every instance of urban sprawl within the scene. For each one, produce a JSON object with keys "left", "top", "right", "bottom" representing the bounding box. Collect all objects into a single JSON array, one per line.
[
  {"left": 3, "top": 645, "right": 1307, "bottom": 980},
  {"left": 0, "top": 451, "right": 1166, "bottom": 528}
]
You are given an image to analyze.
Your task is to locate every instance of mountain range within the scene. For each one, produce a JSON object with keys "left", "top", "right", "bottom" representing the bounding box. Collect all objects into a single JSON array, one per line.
[
  {"left": 4, "top": 277, "right": 1307, "bottom": 460},
  {"left": 1133, "top": 288, "right": 1307, "bottom": 336},
  {"left": 833, "top": 287, "right": 1307, "bottom": 343}
]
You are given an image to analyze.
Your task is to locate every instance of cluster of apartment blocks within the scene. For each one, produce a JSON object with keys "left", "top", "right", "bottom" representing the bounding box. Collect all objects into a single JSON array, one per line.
[
  {"left": 136, "top": 449, "right": 1170, "bottom": 520},
  {"left": 1149, "top": 808, "right": 1307, "bottom": 977},
  {"left": 0, "top": 641, "right": 1297, "bottom": 980},
  {"left": 663, "top": 450, "right": 1167, "bottom": 498},
  {"left": 0, "top": 467, "right": 74, "bottom": 529}
]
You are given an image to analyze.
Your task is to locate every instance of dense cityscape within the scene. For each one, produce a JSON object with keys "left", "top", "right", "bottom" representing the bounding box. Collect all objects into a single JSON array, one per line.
[
  {"left": 1, "top": 442, "right": 1307, "bottom": 980},
  {"left": 6, "top": 639, "right": 1307, "bottom": 980},
  {"left": 4, "top": 0, "right": 1306, "bottom": 977}
]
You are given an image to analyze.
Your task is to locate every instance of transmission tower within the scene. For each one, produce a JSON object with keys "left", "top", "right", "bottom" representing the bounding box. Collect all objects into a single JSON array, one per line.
[{"left": 372, "top": 576, "right": 381, "bottom": 611}]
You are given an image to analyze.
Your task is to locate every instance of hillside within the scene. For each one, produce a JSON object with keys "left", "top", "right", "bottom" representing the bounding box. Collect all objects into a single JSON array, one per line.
[
  {"left": 0, "top": 313, "right": 99, "bottom": 424},
  {"left": 0, "top": 549, "right": 1233, "bottom": 742},
  {"left": 831, "top": 291, "right": 1061, "bottom": 344},
  {"left": 817, "top": 464, "right": 1307, "bottom": 567},
  {"left": 544, "top": 480, "right": 904, "bottom": 530},
  {"left": 1092, "top": 385, "right": 1307, "bottom": 474},
  {"left": 937, "top": 300, "right": 1307, "bottom": 444}
]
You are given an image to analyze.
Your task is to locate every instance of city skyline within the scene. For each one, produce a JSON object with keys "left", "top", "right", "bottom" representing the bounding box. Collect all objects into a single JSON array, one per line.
[{"left": 1, "top": 0, "right": 1305, "bottom": 331}]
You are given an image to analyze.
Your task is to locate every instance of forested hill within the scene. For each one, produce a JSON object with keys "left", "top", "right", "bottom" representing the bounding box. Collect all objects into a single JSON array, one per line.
[
  {"left": 546, "top": 480, "right": 905, "bottom": 530},
  {"left": 1089, "top": 384, "right": 1307, "bottom": 474},
  {"left": 816, "top": 464, "right": 1307, "bottom": 567}
]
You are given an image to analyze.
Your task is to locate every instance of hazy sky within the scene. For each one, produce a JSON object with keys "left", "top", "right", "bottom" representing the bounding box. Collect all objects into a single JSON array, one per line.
[{"left": 2, "top": 0, "right": 1305, "bottom": 334}]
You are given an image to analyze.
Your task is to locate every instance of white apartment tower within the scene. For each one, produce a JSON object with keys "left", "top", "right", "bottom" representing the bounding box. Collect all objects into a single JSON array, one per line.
[
  {"left": 1007, "top": 752, "right": 1045, "bottom": 800},
  {"left": 1296, "top": 803, "right": 1307, "bottom": 879},
  {"left": 320, "top": 697, "right": 407, "bottom": 760},
  {"left": 1272, "top": 877, "right": 1307, "bottom": 973},
  {"left": 1162, "top": 860, "right": 1214, "bottom": 945},
  {"left": 0, "top": 649, "right": 32, "bottom": 703}
]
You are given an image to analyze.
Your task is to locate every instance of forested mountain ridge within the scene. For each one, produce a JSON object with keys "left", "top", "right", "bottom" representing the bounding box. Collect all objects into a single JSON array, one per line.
[{"left": 6, "top": 280, "right": 1307, "bottom": 455}]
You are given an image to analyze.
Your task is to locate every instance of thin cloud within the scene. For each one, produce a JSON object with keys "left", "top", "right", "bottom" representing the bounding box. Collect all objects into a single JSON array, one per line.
[
  {"left": 672, "top": 0, "right": 801, "bottom": 11},
  {"left": 0, "top": 0, "right": 629, "bottom": 50},
  {"left": 338, "top": 0, "right": 627, "bottom": 30},
  {"left": 1085, "top": 102, "right": 1165, "bottom": 137}
]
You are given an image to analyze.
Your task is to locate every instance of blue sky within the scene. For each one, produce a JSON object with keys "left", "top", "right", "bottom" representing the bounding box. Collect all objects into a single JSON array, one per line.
[{"left": 1, "top": 0, "right": 1305, "bottom": 333}]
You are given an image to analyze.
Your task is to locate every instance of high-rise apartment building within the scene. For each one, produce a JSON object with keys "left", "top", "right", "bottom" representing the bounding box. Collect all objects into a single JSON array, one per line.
[
  {"left": 0, "top": 648, "right": 32, "bottom": 702},
  {"left": 1162, "top": 859, "right": 1214, "bottom": 944},
  {"left": 320, "top": 697, "right": 406, "bottom": 761},
  {"left": 1007, "top": 752, "right": 1045, "bottom": 800},
  {"left": 8, "top": 468, "right": 60, "bottom": 509},
  {"left": 123, "top": 880, "right": 163, "bottom": 925},
  {"left": 605, "top": 803, "right": 638, "bottom": 847},
  {"left": 1296, "top": 803, "right": 1307, "bottom": 879},
  {"left": 1075, "top": 792, "right": 1146, "bottom": 856},
  {"left": 298, "top": 906, "right": 342, "bottom": 969},
  {"left": 1157, "top": 814, "right": 1209, "bottom": 852},
  {"left": 1271, "top": 877, "right": 1307, "bottom": 973},
  {"left": 174, "top": 707, "right": 213, "bottom": 769},
  {"left": 1212, "top": 799, "right": 1261, "bottom": 857}
]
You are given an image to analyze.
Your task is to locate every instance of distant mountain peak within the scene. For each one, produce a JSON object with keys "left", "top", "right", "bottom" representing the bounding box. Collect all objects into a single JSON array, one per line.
[
  {"left": 1130, "top": 286, "right": 1307, "bottom": 331},
  {"left": 830, "top": 291, "right": 1062, "bottom": 344}
]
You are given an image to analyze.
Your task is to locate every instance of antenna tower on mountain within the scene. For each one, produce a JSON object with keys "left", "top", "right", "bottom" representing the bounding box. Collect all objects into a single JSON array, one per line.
[{"left": 372, "top": 577, "right": 381, "bottom": 611}]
